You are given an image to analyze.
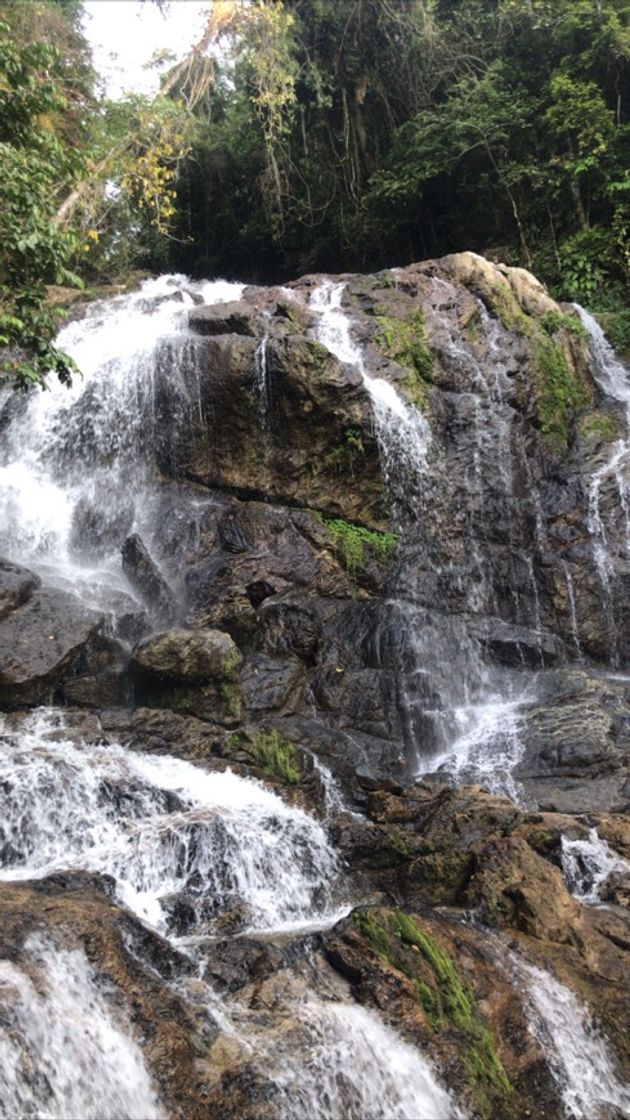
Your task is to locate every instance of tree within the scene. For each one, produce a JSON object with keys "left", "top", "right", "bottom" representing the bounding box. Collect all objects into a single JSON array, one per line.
[{"left": 0, "top": 8, "right": 89, "bottom": 387}]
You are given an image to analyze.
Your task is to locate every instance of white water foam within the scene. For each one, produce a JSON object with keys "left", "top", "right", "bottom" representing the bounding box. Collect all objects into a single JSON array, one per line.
[
  {"left": 513, "top": 955, "right": 630, "bottom": 1119},
  {"left": 0, "top": 274, "right": 243, "bottom": 594},
  {"left": 0, "top": 935, "right": 162, "bottom": 1120},
  {"left": 418, "top": 694, "right": 526, "bottom": 802},
  {"left": 562, "top": 828, "right": 630, "bottom": 903},
  {"left": 276, "top": 1000, "right": 464, "bottom": 1120},
  {"left": 0, "top": 709, "right": 345, "bottom": 938}
]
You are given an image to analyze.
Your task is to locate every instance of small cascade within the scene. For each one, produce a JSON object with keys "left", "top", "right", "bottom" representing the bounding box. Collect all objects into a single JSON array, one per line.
[
  {"left": 275, "top": 1001, "right": 463, "bottom": 1120},
  {"left": 254, "top": 333, "right": 271, "bottom": 429},
  {"left": 0, "top": 274, "right": 243, "bottom": 602},
  {"left": 513, "top": 955, "right": 630, "bottom": 1119},
  {"left": 562, "top": 561, "right": 582, "bottom": 657},
  {"left": 309, "top": 280, "right": 431, "bottom": 493},
  {"left": 0, "top": 710, "right": 346, "bottom": 938},
  {"left": 562, "top": 828, "right": 630, "bottom": 903},
  {"left": 576, "top": 306, "right": 630, "bottom": 659},
  {"left": 419, "top": 694, "right": 527, "bottom": 802},
  {"left": 0, "top": 935, "right": 162, "bottom": 1120}
]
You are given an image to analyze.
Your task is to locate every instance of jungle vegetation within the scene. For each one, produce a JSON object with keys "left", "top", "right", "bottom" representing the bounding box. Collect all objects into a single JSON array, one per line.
[{"left": 1, "top": 0, "right": 629, "bottom": 385}]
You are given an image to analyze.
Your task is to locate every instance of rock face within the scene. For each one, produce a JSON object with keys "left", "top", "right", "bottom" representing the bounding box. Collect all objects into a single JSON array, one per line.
[
  {"left": 0, "top": 581, "right": 106, "bottom": 708},
  {"left": 2, "top": 257, "right": 630, "bottom": 1118}
]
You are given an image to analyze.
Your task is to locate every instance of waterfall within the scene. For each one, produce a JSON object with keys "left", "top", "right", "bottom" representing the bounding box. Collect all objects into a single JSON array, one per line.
[
  {"left": 275, "top": 1001, "right": 464, "bottom": 1120},
  {"left": 576, "top": 307, "right": 630, "bottom": 660},
  {"left": 0, "top": 935, "right": 162, "bottom": 1120},
  {"left": 562, "top": 561, "right": 582, "bottom": 657},
  {"left": 3, "top": 269, "right": 629, "bottom": 1118},
  {"left": 0, "top": 709, "right": 347, "bottom": 938},
  {"left": 309, "top": 277, "right": 537, "bottom": 799},
  {"left": 254, "top": 333, "right": 271, "bottom": 428},
  {"left": 310, "top": 280, "right": 431, "bottom": 489},
  {"left": 512, "top": 955, "right": 630, "bottom": 1119},
  {"left": 562, "top": 828, "right": 630, "bottom": 903},
  {"left": 0, "top": 274, "right": 243, "bottom": 604},
  {"left": 0, "top": 273, "right": 464, "bottom": 1119}
]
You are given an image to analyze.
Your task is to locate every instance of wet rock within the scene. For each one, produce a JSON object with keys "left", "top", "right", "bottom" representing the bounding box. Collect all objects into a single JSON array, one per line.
[
  {"left": 189, "top": 300, "right": 261, "bottom": 337},
  {"left": 69, "top": 496, "right": 134, "bottom": 560},
  {"left": 61, "top": 664, "right": 125, "bottom": 707},
  {"left": 470, "top": 617, "right": 566, "bottom": 668},
  {"left": 241, "top": 653, "right": 305, "bottom": 715},
  {"left": 133, "top": 627, "right": 240, "bottom": 682},
  {"left": 171, "top": 331, "right": 387, "bottom": 528},
  {"left": 121, "top": 533, "right": 177, "bottom": 624},
  {"left": 515, "top": 668, "right": 630, "bottom": 812},
  {"left": 0, "top": 588, "right": 104, "bottom": 708},
  {"left": 0, "top": 558, "right": 40, "bottom": 620},
  {"left": 321, "top": 905, "right": 559, "bottom": 1120},
  {"left": 132, "top": 627, "right": 242, "bottom": 726}
]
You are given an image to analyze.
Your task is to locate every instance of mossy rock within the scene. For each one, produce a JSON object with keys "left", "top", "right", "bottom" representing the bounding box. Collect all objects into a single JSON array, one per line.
[
  {"left": 228, "top": 727, "right": 303, "bottom": 786},
  {"left": 353, "top": 907, "right": 512, "bottom": 1116},
  {"left": 372, "top": 306, "right": 434, "bottom": 406},
  {"left": 317, "top": 514, "right": 398, "bottom": 574}
]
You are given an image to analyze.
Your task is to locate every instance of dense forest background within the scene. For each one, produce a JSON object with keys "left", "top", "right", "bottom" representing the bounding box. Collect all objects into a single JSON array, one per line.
[{"left": 1, "top": 0, "right": 629, "bottom": 386}]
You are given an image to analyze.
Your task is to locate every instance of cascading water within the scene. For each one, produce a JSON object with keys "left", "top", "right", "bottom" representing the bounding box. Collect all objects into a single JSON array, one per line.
[
  {"left": 310, "top": 280, "right": 431, "bottom": 491},
  {"left": 275, "top": 1001, "right": 464, "bottom": 1120},
  {"left": 576, "top": 307, "right": 630, "bottom": 659},
  {"left": 0, "top": 273, "right": 465, "bottom": 1120},
  {"left": 0, "top": 709, "right": 347, "bottom": 938},
  {"left": 310, "top": 276, "right": 533, "bottom": 797},
  {"left": 561, "top": 828, "right": 630, "bottom": 904},
  {"left": 0, "top": 274, "right": 243, "bottom": 606},
  {"left": 0, "top": 935, "right": 162, "bottom": 1120},
  {"left": 512, "top": 955, "right": 630, "bottom": 1119}
]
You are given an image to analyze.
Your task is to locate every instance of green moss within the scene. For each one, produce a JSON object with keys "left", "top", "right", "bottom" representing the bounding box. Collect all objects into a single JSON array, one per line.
[
  {"left": 540, "top": 310, "right": 589, "bottom": 341},
  {"left": 532, "top": 336, "right": 589, "bottom": 445},
  {"left": 221, "top": 646, "right": 242, "bottom": 679},
  {"left": 525, "top": 829, "right": 557, "bottom": 857},
  {"left": 219, "top": 680, "right": 241, "bottom": 719},
  {"left": 484, "top": 283, "right": 533, "bottom": 336},
  {"left": 374, "top": 308, "right": 434, "bottom": 389},
  {"left": 578, "top": 411, "right": 616, "bottom": 442},
  {"left": 354, "top": 908, "right": 511, "bottom": 1114},
  {"left": 319, "top": 515, "right": 398, "bottom": 571},
  {"left": 325, "top": 426, "right": 365, "bottom": 475},
  {"left": 250, "top": 729, "right": 301, "bottom": 785}
]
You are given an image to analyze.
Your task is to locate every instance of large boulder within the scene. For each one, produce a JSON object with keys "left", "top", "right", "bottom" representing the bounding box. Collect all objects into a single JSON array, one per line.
[
  {"left": 131, "top": 627, "right": 242, "bottom": 726},
  {"left": 0, "top": 587, "right": 104, "bottom": 708}
]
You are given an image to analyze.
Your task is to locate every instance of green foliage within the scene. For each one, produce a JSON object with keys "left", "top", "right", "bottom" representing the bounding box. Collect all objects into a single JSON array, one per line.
[
  {"left": 325, "top": 427, "right": 365, "bottom": 475},
  {"left": 540, "top": 310, "right": 588, "bottom": 342},
  {"left": 578, "top": 411, "right": 617, "bottom": 442},
  {"left": 354, "top": 908, "right": 512, "bottom": 1113},
  {"left": 320, "top": 516, "right": 398, "bottom": 572},
  {"left": 165, "top": 0, "right": 630, "bottom": 310},
  {"left": 597, "top": 310, "right": 630, "bottom": 358},
  {"left": 0, "top": 10, "right": 88, "bottom": 387},
  {"left": 250, "top": 729, "right": 301, "bottom": 785}
]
